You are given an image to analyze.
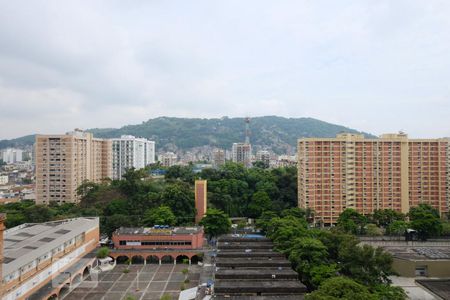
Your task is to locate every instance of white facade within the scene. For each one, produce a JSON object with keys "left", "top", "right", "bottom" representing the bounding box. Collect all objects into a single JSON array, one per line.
[
  {"left": 159, "top": 152, "right": 177, "bottom": 167},
  {"left": 2, "top": 148, "right": 23, "bottom": 164},
  {"left": 111, "top": 135, "right": 156, "bottom": 179},
  {"left": 232, "top": 143, "right": 252, "bottom": 167},
  {"left": 0, "top": 175, "right": 8, "bottom": 185},
  {"left": 213, "top": 149, "right": 226, "bottom": 168},
  {"left": 256, "top": 150, "right": 270, "bottom": 167}
]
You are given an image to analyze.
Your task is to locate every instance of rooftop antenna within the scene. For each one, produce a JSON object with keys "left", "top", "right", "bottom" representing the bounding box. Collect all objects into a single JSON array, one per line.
[{"left": 245, "top": 117, "right": 251, "bottom": 144}]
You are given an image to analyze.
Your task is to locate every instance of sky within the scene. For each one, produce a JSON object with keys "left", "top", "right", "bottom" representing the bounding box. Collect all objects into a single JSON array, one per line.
[{"left": 1, "top": 0, "right": 450, "bottom": 140}]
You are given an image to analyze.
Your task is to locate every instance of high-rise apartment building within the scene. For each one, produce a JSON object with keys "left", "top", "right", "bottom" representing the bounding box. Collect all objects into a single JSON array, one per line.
[
  {"left": 232, "top": 143, "right": 252, "bottom": 167},
  {"left": 159, "top": 152, "right": 177, "bottom": 167},
  {"left": 213, "top": 149, "right": 226, "bottom": 168},
  {"left": 111, "top": 135, "right": 155, "bottom": 179},
  {"left": 35, "top": 129, "right": 112, "bottom": 204},
  {"left": 1, "top": 148, "right": 23, "bottom": 164},
  {"left": 256, "top": 150, "right": 271, "bottom": 168},
  {"left": 298, "top": 133, "right": 450, "bottom": 225}
]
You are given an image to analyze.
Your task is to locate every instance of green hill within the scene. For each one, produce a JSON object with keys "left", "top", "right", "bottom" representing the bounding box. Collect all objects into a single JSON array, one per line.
[{"left": 0, "top": 116, "right": 375, "bottom": 153}]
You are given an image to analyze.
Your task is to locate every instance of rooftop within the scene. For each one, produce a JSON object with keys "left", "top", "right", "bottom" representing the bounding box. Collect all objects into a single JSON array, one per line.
[
  {"left": 383, "top": 246, "right": 450, "bottom": 261},
  {"left": 3, "top": 217, "right": 99, "bottom": 277},
  {"left": 215, "top": 235, "right": 306, "bottom": 297},
  {"left": 416, "top": 279, "right": 450, "bottom": 300},
  {"left": 114, "top": 226, "right": 203, "bottom": 236}
]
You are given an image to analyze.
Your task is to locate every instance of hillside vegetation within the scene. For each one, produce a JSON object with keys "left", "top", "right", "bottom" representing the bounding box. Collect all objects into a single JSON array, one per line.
[{"left": 0, "top": 116, "right": 374, "bottom": 153}]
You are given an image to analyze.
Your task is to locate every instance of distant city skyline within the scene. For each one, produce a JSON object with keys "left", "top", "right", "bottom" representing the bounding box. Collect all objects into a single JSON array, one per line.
[{"left": 1, "top": 1, "right": 450, "bottom": 139}]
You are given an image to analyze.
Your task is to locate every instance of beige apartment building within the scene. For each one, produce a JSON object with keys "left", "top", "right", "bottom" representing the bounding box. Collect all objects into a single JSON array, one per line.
[
  {"left": 298, "top": 133, "right": 450, "bottom": 225},
  {"left": 35, "top": 129, "right": 112, "bottom": 204}
]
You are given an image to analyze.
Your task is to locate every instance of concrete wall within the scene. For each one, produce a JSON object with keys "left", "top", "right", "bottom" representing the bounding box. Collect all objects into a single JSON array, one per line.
[{"left": 393, "top": 258, "right": 450, "bottom": 278}]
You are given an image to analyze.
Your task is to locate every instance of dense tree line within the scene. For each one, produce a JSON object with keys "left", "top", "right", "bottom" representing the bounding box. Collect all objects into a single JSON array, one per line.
[
  {"left": 0, "top": 162, "right": 297, "bottom": 236},
  {"left": 335, "top": 204, "right": 448, "bottom": 241},
  {"left": 257, "top": 208, "right": 406, "bottom": 299}
]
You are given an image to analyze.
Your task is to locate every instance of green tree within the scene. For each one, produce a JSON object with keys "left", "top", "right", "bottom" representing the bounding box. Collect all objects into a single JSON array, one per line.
[
  {"left": 24, "top": 205, "right": 55, "bottom": 223},
  {"left": 142, "top": 206, "right": 176, "bottom": 226},
  {"left": 255, "top": 211, "right": 279, "bottom": 233},
  {"left": 339, "top": 243, "right": 394, "bottom": 286},
  {"left": 199, "top": 208, "right": 231, "bottom": 239},
  {"left": 365, "top": 224, "right": 383, "bottom": 236},
  {"left": 337, "top": 209, "right": 367, "bottom": 235},
  {"left": 160, "top": 182, "right": 195, "bottom": 224},
  {"left": 288, "top": 237, "right": 328, "bottom": 288},
  {"left": 267, "top": 216, "right": 308, "bottom": 253},
  {"left": 371, "top": 209, "right": 405, "bottom": 227},
  {"left": 104, "top": 199, "right": 128, "bottom": 216},
  {"left": 103, "top": 214, "right": 133, "bottom": 236},
  {"left": 309, "top": 264, "right": 339, "bottom": 289},
  {"left": 306, "top": 277, "right": 377, "bottom": 300},
  {"left": 247, "top": 191, "right": 272, "bottom": 218},
  {"left": 165, "top": 165, "right": 194, "bottom": 183},
  {"left": 386, "top": 220, "right": 408, "bottom": 236},
  {"left": 442, "top": 222, "right": 450, "bottom": 236},
  {"left": 96, "top": 247, "right": 110, "bottom": 258},
  {"left": 409, "top": 204, "right": 442, "bottom": 240},
  {"left": 372, "top": 284, "right": 406, "bottom": 300}
]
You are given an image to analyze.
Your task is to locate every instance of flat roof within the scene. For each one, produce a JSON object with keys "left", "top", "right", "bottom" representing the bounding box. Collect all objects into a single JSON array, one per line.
[
  {"left": 3, "top": 217, "right": 99, "bottom": 277},
  {"left": 114, "top": 226, "right": 203, "bottom": 236},
  {"left": 214, "top": 296, "right": 304, "bottom": 300},
  {"left": 383, "top": 246, "right": 450, "bottom": 261},
  {"left": 416, "top": 279, "right": 450, "bottom": 300},
  {"left": 214, "top": 281, "right": 307, "bottom": 294}
]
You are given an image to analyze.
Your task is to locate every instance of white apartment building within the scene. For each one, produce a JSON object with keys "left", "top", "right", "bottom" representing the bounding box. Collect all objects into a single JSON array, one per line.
[
  {"left": 0, "top": 175, "right": 8, "bottom": 185},
  {"left": 111, "top": 135, "right": 155, "bottom": 179},
  {"left": 256, "top": 150, "right": 270, "bottom": 167},
  {"left": 159, "top": 152, "right": 178, "bottom": 167},
  {"left": 2, "top": 148, "right": 23, "bottom": 164},
  {"left": 232, "top": 143, "right": 252, "bottom": 167},
  {"left": 213, "top": 149, "right": 226, "bottom": 168}
]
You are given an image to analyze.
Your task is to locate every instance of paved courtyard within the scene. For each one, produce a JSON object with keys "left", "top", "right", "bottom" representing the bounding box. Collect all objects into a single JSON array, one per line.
[{"left": 63, "top": 263, "right": 201, "bottom": 300}]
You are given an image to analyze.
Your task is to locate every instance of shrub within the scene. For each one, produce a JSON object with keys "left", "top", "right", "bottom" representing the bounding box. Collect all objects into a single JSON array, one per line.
[
  {"left": 181, "top": 268, "right": 189, "bottom": 275},
  {"left": 123, "top": 268, "right": 130, "bottom": 273},
  {"left": 160, "top": 295, "right": 172, "bottom": 300},
  {"left": 366, "top": 224, "right": 383, "bottom": 236},
  {"left": 96, "top": 247, "right": 110, "bottom": 259}
]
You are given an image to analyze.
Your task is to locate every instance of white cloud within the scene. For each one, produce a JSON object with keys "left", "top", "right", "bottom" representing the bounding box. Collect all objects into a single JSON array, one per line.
[{"left": 0, "top": 0, "right": 450, "bottom": 139}]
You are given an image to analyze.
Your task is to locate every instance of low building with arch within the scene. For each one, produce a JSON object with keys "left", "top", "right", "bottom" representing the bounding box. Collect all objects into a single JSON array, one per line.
[
  {"left": 110, "top": 226, "right": 205, "bottom": 265},
  {"left": 0, "top": 217, "right": 99, "bottom": 300}
]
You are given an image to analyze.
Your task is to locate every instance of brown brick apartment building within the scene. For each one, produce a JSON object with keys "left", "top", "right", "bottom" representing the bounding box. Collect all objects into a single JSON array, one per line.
[
  {"left": 35, "top": 129, "right": 112, "bottom": 204},
  {"left": 298, "top": 133, "right": 450, "bottom": 225}
]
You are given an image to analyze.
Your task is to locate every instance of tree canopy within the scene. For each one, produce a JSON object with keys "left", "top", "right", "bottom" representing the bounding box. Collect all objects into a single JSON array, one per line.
[{"left": 199, "top": 208, "right": 231, "bottom": 239}]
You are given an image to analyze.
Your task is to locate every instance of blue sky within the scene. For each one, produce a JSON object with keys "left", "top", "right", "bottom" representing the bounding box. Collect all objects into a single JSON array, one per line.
[{"left": 0, "top": 0, "right": 449, "bottom": 139}]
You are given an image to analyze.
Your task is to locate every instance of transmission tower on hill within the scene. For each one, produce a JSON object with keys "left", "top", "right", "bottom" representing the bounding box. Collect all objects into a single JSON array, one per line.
[{"left": 244, "top": 117, "right": 251, "bottom": 144}]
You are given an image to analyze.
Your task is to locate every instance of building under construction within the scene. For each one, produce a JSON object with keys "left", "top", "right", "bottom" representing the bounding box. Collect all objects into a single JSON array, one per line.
[{"left": 231, "top": 118, "right": 252, "bottom": 167}]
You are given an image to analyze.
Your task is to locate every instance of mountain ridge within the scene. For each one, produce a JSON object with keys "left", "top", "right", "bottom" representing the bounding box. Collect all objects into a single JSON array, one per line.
[{"left": 0, "top": 116, "right": 376, "bottom": 154}]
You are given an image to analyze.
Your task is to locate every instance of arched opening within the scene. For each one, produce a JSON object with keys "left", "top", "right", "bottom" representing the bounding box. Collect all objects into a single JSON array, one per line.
[
  {"left": 59, "top": 283, "right": 70, "bottom": 299},
  {"left": 190, "top": 254, "right": 202, "bottom": 264},
  {"left": 47, "top": 294, "right": 58, "bottom": 300},
  {"left": 82, "top": 266, "right": 90, "bottom": 279},
  {"left": 131, "top": 255, "right": 145, "bottom": 264},
  {"left": 72, "top": 273, "right": 82, "bottom": 286},
  {"left": 146, "top": 255, "right": 159, "bottom": 264},
  {"left": 161, "top": 255, "right": 174, "bottom": 264},
  {"left": 116, "top": 255, "right": 130, "bottom": 264},
  {"left": 176, "top": 255, "right": 190, "bottom": 264}
]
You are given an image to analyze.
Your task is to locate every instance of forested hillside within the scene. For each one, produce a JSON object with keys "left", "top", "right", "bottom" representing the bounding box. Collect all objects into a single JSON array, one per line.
[{"left": 0, "top": 116, "right": 375, "bottom": 153}]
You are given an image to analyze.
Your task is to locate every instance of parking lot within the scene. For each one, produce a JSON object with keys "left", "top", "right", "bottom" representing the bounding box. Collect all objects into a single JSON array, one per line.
[{"left": 64, "top": 263, "right": 201, "bottom": 300}]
